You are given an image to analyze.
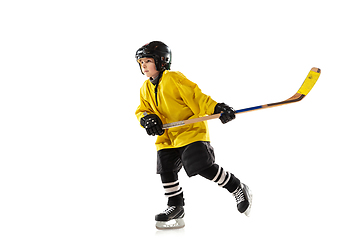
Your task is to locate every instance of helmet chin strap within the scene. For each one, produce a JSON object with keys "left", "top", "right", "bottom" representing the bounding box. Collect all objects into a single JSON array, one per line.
[
  {"left": 150, "top": 71, "right": 163, "bottom": 106},
  {"left": 149, "top": 73, "right": 160, "bottom": 85}
]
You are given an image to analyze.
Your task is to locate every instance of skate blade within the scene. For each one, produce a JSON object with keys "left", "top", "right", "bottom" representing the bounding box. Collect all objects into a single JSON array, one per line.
[
  {"left": 242, "top": 183, "right": 253, "bottom": 217},
  {"left": 156, "top": 219, "right": 185, "bottom": 230},
  {"left": 244, "top": 203, "right": 252, "bottom": 217}
]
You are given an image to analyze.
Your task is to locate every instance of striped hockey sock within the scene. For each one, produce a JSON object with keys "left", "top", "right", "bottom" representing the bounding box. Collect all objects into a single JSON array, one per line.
[
  {"left": 163, "top": 180, "right": 183, "bottom": 198},
  {"left": 212, "top": 166, "right": 232, "bottom": 187},
  {"left": 199, "top": 164, "right": 241, "bottom": 193},
  {"left": 160, "top": 172, "right": 185, "bottom": 206}
]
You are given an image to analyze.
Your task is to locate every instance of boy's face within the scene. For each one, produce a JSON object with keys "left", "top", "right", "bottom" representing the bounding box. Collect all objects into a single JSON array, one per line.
[{"left": 138, "top": 58, "right": 159, "bottom": 78}]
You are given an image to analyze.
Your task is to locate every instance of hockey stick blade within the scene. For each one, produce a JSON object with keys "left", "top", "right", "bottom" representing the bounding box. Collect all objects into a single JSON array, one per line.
[{"left": 162, "top": 67, "right": 321, "bottom": 129}]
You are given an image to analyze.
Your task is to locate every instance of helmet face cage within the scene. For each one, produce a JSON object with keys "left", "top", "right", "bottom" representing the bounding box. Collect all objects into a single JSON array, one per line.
[{"left": 135, "top": 41, "right": 171, "bottom": 74}]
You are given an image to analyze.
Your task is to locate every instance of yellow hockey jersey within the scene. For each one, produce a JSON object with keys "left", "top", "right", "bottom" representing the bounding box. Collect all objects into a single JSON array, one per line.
[{"left": 135, "top": 70, "right": 218, "bottom": 151}]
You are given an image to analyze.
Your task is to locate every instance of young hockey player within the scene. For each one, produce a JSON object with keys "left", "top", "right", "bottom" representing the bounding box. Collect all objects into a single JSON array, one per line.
[{"left": 135, "top": 41, "right": 252, "bottom": 229}]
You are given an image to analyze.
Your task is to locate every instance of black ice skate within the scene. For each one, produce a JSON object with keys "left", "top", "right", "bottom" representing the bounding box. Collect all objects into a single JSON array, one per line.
[
  {"left": 232, "top": 183, "right": 252, "bottom": 216},
  {"left": 155, "top": 206, "right": 185, "bottom": 230}
]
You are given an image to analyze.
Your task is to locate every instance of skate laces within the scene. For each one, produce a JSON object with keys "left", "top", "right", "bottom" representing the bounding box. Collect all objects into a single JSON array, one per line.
[
  {"left": 163, "top": 206, "right": 176, "bottom": 215},
  {"left": 233, "top": 187, "right": 245, "bottom": 204}
]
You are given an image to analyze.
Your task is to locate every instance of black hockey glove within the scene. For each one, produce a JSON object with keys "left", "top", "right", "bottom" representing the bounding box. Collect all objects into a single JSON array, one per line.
[
  {"left": 140, "top": 114, "right": 165, "bottom": 136},
  {"left": 214, "top": 103, "right": 236, "bottom": 124}
]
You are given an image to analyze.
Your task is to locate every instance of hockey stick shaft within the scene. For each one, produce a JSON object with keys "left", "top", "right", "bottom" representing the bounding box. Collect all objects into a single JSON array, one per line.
[{"left": 162, "top": 67, "right": 321, "bottom": 129}]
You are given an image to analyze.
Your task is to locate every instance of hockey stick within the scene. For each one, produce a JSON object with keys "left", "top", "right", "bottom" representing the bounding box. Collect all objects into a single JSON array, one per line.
[{"left": 162, "top": 67, "right": 321, "bottom": 129}]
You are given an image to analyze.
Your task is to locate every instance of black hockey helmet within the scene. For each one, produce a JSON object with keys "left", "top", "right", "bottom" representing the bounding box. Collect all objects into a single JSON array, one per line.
[{"left": 135, "top": 41, "right": 172, "bottom": 74}]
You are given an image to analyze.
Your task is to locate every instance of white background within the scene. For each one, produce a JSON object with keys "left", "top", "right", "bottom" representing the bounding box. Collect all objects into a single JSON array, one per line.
[{"left": 1, "top": 0, "right": 359, "bottom": 239}]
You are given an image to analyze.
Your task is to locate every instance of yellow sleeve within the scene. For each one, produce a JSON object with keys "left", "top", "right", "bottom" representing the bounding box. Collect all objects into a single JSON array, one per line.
[
  {"left": 175, "top": 74, "right": 218, "bottom": 117},
  {"left": 135, "top": 88, "right": 155, "bottom": 124}
]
